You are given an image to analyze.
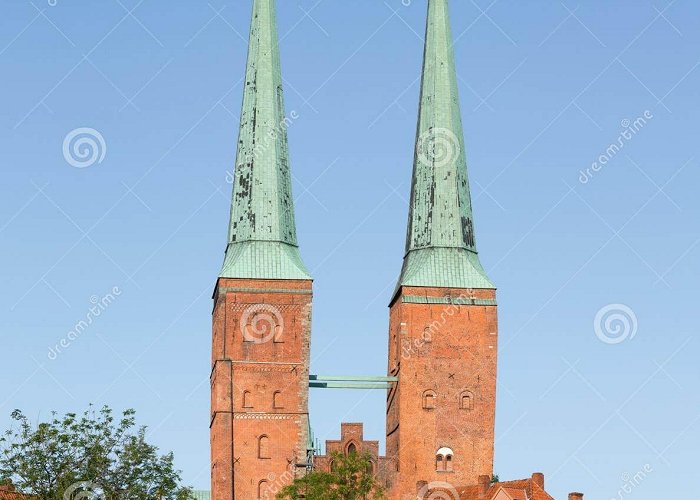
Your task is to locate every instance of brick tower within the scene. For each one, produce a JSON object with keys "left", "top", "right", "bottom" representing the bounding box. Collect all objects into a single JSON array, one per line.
[
  {"left": 385, "top": 0, "right": 498, "bottom": 498},
  {"left": 210, "top": 1, "right": 312, "bottom": 498}
]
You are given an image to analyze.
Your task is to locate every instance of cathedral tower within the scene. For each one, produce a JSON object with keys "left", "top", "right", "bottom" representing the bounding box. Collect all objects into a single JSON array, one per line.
[
  {"left": 210, "top": 1, "right": 312, "bottom": 498},
  {"left": 385, "top": 0, "right": 498, "bottom": 497}
]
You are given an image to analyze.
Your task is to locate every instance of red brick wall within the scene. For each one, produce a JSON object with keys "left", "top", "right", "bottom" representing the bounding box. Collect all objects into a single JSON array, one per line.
[
  {"left": 211, "top": 278, "right": 312, "bottom": 500},
  {"left": 385, "top": 287, "right": 498, "bottom": 499}
]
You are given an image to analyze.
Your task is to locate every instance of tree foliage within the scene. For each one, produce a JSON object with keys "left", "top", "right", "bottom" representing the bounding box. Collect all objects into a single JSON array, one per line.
[
  {"left": 0, "top": 405, "right": 192, "bottom": 500},
  {"left": 277, "top": 451, "right": 384, "bottom": 500}
]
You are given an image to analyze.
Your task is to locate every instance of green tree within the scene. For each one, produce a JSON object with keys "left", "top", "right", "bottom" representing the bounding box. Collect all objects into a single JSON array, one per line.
[
  {"left": 0, "top": 405, "right": 193, "bottom": 500},
  {"left": 277, "top": 451, "right": 384, "bottom": 500}
]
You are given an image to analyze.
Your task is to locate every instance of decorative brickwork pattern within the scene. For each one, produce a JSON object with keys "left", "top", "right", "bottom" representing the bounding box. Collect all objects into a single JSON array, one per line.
[
  {"left": 385, "top": 287, "right": 498, "bottom": 499},
  {"left": 210, "top": 278, "right": 312, "bottom": 499}
]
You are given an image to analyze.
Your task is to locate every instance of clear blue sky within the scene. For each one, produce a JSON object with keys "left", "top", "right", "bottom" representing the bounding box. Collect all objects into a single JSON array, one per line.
[{"left": 1, "top": 1, "right": 699, "bottom": 498}]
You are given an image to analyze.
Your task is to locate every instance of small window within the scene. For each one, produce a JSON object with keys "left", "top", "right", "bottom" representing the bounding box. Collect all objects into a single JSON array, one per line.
[
  {"left": 243, "top": 316, "right": 256, "bottom": 342},
  {"left": 460, "top": 391, "right": 474, "bottom": 410},
  {"left": 258, "top": 435, "right": 270, "bottom": 459},
  {"left": 422, "top": 390, "right": 436, "bottom": 409},
  {"left": 347, "top": 442, "right": 357, "bottom": 455},
  {"left": 257, "top": 479, "right": 269, "bottom": 500},
  {"left": 273, "top": 391, "right": 283, "bottom": 409},
  {"left": 243, "top": 390, "right": 253, "bottom": 408},
  {"left": 436, "top": 447, "right": 454, "bottom": 472},
  {"left": 273, "top": 323, "right": 284, "bottom": 343}
]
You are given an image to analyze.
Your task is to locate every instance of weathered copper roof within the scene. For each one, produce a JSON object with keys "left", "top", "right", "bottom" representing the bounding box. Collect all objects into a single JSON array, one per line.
[
  {"left": 397, "top": 0, "right": 494, "bottom": 291},
  {"left": 220, "top": 0, "right": 310, "bottom": 280}
]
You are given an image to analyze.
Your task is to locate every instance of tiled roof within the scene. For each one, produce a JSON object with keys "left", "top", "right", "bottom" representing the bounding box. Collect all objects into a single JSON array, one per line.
[
  {"left": 0, "top": 493, "right": 26, "bottom": 500},
  {"left": 456, "top": 477, "right": 556, "bottom": 500},
  {"left": 0, "top": 484, "right": 28, "bottom": 500}
]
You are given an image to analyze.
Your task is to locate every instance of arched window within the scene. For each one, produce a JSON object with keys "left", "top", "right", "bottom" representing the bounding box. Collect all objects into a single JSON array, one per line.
[
  {"left": 258, "top": 435, "right": 270, "bottom": 459},
  {"left": 257, "top": 479, "right": 269, "bottom": 500},
  {"left": 243, "top": 390, "right": 253, "bottom": 408},
  {"left": 460, "top": 391, "right": 474, "bottom": 410},
  {"left": 347, "top": 442, "right": 357, "bottom": 455},
  {"left": 436, "top": 447, "right": 454, "bottom": 472},
  {"left": 273, "top": 391, "right": 283, "bottom": 409},
  {"left": 273, "top": 323, "right": 284, "bottom": 343},
  {"left": 422, "top": 390, "right": 436, "bottom": 409},
  {"left": 243, "top": 315, "right": 256, "bottom": 342}
]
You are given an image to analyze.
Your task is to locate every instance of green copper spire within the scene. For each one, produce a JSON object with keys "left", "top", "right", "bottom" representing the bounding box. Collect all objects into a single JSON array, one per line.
[
  {"left": 396, "top": 0, "right": 494, "bottom": 291},
  {"left": 220, "top": 0, "right": 310, "bottom": 280}
]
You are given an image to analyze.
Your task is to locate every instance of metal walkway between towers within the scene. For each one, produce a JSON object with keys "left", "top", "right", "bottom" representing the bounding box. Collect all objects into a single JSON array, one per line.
[{"left": 308, "top": 374, "right": 398, "bottom": 390}]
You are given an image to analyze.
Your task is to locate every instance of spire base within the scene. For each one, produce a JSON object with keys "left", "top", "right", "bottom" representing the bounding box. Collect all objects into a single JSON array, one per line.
[
  {"left": 396, "top": 247, "right": 495, "bottom": 294},
  {"left": 220, "top": 241, "right": 311, "bottom": 280}
]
